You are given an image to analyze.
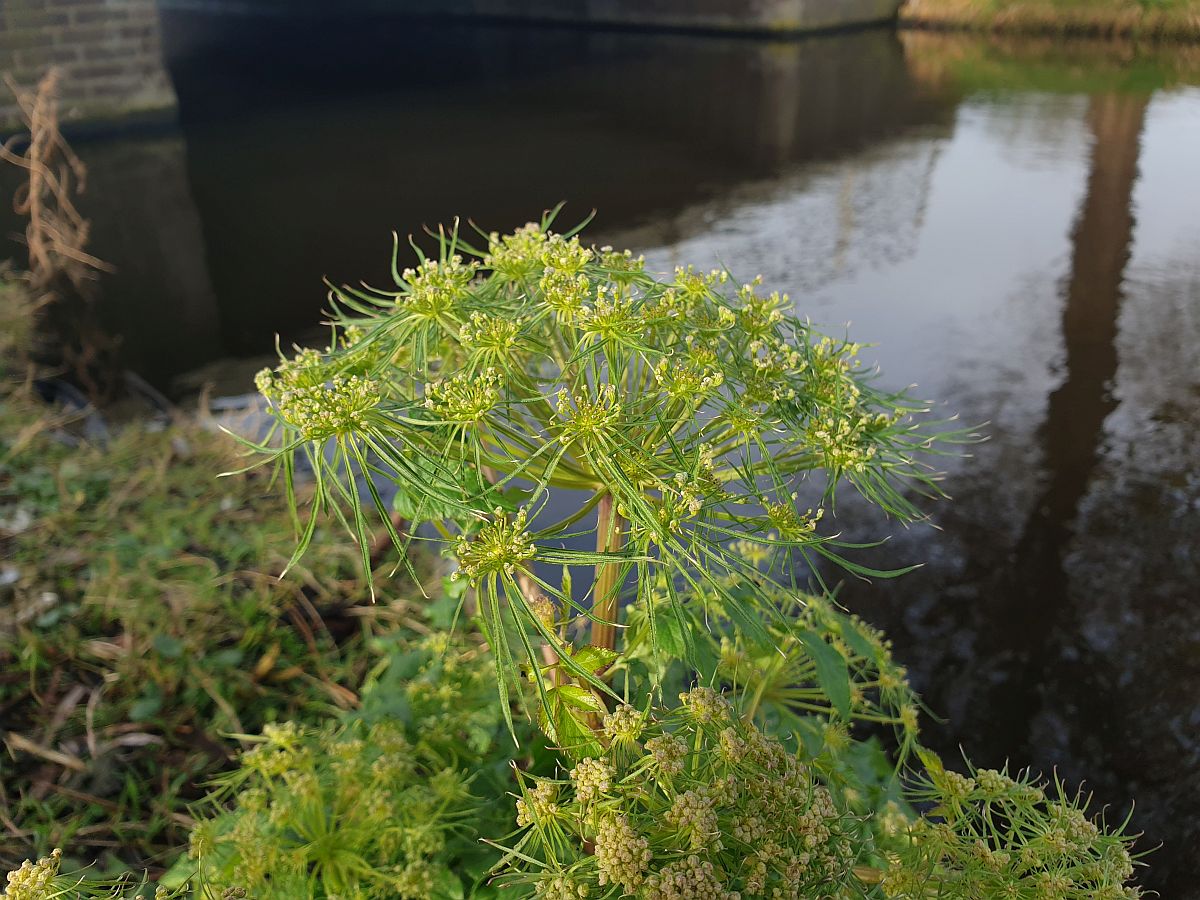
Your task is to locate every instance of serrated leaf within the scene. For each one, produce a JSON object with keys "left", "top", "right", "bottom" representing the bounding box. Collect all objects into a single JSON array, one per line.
[
  {"left": 917, "top": 745, "right": 946, "bottom": 780},
  {"left": 838, "top": 617, "right": 880, "bottom": 661},
  {"left": 129, "top": 692, "right": 162, "bottom": 721},
  {"left": 796, "top": 627, "right": 852, "bottom": 720},
  {"left": 572, "top": 645, "right": 619, "bottom": 675},
  {"left": 541, "top": 686, "right": 602, "bottom": 759},
  {"left": 690, "top": 632, "right": 721, "bottom": 681},
  {"left": 552, "top": 683, "right": 606, "bottom": 714},
  {"left": 151, "top": 634, "right": 183, "bottom": 659},
  {"left": 651, "top": 604, "right": 689, "bottom": 660},
  {"left": 426, "top": 592, "right": 463, "bottom": 631},
  {"left": 431, "top": 865, "right": 465, "bottom": 899}
]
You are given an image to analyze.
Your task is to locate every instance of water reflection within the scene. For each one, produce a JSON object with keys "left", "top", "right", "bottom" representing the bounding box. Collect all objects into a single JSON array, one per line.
[
  {"left": 620, "top": 75, "right": 1198, "bottom": 894},
  {"left": 2, "top": 22, "right": 954, "bottom": 388},
  {"left": 1, "top": 20, "right": 1197, "bottom": 894},
  {"left": 978, "top": 89, "right": 1146, "bottom": 776}
]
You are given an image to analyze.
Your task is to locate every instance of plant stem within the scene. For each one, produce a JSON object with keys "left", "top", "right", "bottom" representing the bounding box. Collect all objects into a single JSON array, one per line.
[{"left": 590, "top": 493, "right": 624, "bottom": 653}]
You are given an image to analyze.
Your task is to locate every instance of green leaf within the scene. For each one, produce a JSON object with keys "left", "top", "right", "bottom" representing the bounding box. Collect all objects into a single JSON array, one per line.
[
  {"left": 838, "top": 617, "right": 880, "bottom": 661},
  {"left": 571, "top": 645, "right": 619, "bottom": 675},
  {"left": 917, "top": 745, "right": 947, "bottom": 780},
  {"left": 795, "top": 628, "right": 852, "bottom": 720},
  {"left": 539, "top": 686, "right": 602, "bottom": 759},
  {"left": 690, "top": 631, "right": 722, "bottom": 681},
  {"left": 794, "top": 716, "right": 828, "bottom": 758},
  {"left": 152, "top": 634, "right": 183, "bottom": 659},
  {"left": 431, "top": 865, "right": 465, "bottom": 899},
  {"left": 158, "top": 850, "right": 199, "bottom": 889},
  {"left": 553, "top": 683, "right": 606, "bottom": 714},
  {"left": 210, "top": 648, "right": 244, "bottom": 668},
  {"left": 650, "top": 603, "right": 690, "bottom": 660},
  {"left": 129, "top": 689, "right": 162, "bottom": 721},
  {"left": 427, "top": 591, "right": 465, "bottom": 631}
]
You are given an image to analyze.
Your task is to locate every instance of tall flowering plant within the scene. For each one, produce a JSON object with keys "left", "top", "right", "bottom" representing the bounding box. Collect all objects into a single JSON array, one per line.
[
  {"left": 247, "top": 209, "right": 947, "bottom": 725},
  {"left": 224, "top": 209, "right": 1144, "bottom": 899}
]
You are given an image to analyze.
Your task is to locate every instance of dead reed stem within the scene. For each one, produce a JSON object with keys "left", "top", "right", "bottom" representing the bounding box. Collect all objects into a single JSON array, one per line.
[{"left": 0, "top": 68, "right": 112, "bottom": 298}]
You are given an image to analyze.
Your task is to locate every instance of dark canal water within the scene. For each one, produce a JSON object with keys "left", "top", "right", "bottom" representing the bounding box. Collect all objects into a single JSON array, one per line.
[{"left": 4, "top": 17, "right": 1198, "bottom": 896}]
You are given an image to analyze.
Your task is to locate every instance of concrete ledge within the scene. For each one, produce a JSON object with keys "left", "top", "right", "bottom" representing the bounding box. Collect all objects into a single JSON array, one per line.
[{"left": 159, "top": 0, "right": 904, "bottom": 35}]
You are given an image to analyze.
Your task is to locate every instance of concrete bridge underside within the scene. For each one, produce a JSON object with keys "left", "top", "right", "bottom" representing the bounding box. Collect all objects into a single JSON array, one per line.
[
  {"left": 1, "top": 0, "right": 904, "bottom": 131},
  {"left": 162, "top": 0, "right": 905, "bottom": 35}
]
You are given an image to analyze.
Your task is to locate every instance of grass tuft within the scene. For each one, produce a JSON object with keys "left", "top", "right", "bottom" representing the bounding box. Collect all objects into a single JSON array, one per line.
[{"left": 0, "top": 280, "right": 434, "bottom": 878}]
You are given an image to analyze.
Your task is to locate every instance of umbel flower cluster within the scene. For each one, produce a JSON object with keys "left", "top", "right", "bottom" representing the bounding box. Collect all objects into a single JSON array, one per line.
[
  {"left": 500, "top": 688, "right": 861, "bottom": 900},
  {"left": 2, "top": 849, "right": 61, "bottom": 900},
  {"left": 181, "top": 633, "right": 511, "bottom": 899},
  {"left": 0, "top": 849, "right": 181, "bottom": 899},
  {"left": 880, "top": 757, "right": 1143, "bottom": 899},
  {"left": 499, "top": 689, "right": 1144, "bottom": 900},
  {"left": 245, "top": 209, "right": 963, "bottom": 709}
]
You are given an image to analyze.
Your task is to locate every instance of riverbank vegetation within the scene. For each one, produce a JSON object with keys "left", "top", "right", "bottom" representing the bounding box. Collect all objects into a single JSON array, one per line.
[
  {"left": 1, "top": 214, "right": 1149, "bottom": 897},
  {"left": 900, "top": 0, "right": 1200, "bottom": 40},
  {"left": 165, "top": 215, "right": 1143, "bottom": 896},
  {"left": 0, "top": 275, "right": 439, "bottom": 880},
  {"left": 901, "top": 30, "right": 1200, "bottom": 92}
]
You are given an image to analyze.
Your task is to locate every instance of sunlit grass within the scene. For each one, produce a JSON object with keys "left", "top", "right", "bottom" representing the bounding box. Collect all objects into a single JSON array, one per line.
[
  {"left": 901, "top": 0, "right": 1200, "bottom": 38},
  {"left": 902, "top": 29, "right": 1200, "bottom": 93}
]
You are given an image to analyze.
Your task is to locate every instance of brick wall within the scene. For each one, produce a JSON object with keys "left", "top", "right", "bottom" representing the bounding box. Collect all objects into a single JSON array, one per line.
[{"left": 0, "top": 0, "right": 177, "bottom": 131}]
